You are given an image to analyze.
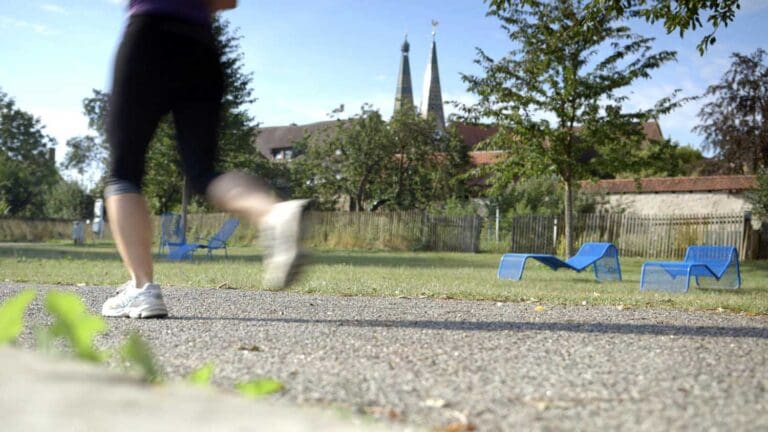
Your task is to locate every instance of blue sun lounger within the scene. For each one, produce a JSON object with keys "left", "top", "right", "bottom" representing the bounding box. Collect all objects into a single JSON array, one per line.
[
  {"left": 158, "top": 213, "right": 184, "bottom": 254},
  {"left": 167, "top": 219, "right": 240, "bottom": 261},
  {"left": 640, "top": 245, "right": 741, "bottom": 293},
  {"left": 497, "top": 242, "right": 622, "bottom": 282}
]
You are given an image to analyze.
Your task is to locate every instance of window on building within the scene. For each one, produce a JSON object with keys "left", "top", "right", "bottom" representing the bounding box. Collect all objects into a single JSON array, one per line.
[{"left": 272, "top": 147, "right": 294, "bottom": 161}]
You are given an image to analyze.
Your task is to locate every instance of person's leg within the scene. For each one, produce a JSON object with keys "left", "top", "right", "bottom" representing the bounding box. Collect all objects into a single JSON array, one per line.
[
  {"left": 205, "top": 172, "right": 276, "bottom": 223},
  {"left": 101, "top": 16, "right": 169, "bottom": 318},
  {"left": 105, "top": 193, "right": 153, "bottom": 287},
  {"left": 171, "top": 34, "right": 308, "bottom": 290}
]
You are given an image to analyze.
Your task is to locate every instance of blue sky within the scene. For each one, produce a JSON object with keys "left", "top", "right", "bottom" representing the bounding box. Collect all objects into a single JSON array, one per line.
[{"left": 1, "top": 0, "right": 767, "bottom": 167}]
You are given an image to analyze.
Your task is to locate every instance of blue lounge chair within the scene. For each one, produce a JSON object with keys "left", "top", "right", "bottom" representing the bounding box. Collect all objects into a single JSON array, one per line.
[
  {"left": 497, "top": 242, "right": 622, "bottom": 282},
  {"left": 158, "top": 213, "right": 184, "bottom": 254},
  {"left": 640, "top": 245, "right": 741, "bottom": 293},
  {"left": 167, "top": 218, "right": 240, "bottom": 261}
]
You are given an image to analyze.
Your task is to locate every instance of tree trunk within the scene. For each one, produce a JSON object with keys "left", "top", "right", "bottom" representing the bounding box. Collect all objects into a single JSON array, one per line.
[{"left": 564, "top": 179, "right": 574, "bottom": 258}]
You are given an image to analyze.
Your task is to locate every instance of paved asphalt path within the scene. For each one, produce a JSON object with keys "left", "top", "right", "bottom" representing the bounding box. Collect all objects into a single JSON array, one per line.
[{"left": 4, "top": 283, "right": 768, "bottom": 431}]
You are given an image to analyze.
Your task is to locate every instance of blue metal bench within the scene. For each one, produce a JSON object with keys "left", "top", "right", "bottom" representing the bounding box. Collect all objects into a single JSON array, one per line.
[
  {"left": 640, "top": 245, "right": 741, "bottom": 293},
  {"left": 497, "top": 242, "right": 622, "bottom": 282}
]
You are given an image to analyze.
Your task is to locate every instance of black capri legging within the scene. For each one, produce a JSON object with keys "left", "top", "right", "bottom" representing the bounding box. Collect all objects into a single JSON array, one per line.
[{"left": 105, "top": 14, "right": 223, "bottom": 198}]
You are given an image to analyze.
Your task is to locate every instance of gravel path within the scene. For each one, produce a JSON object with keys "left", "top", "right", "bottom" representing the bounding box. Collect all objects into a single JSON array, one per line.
[{"left": 4, "top": 283, "right": 768, "bottom": 431}]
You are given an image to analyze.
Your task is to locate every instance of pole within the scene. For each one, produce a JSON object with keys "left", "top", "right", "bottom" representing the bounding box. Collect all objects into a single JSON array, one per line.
[{"left": 181, "top": 176, "right": 190, "bottom": 244}]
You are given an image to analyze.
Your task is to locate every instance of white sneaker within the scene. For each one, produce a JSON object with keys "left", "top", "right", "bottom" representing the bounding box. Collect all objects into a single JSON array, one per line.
[
  {"left": 261, "top": 199, "right": 310, "bottom": 290},
  {"left": 101, "top": 281, "right": 169, "bottom": 318}
]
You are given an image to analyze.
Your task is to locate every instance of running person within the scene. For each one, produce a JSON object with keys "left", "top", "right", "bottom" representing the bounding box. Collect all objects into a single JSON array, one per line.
[{"left": 101, "top": 0, "right": 308, "bottom": 318}]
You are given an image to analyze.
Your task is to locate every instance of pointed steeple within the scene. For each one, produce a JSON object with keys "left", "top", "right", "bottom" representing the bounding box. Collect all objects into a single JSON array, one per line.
[
  {"left": 420, "top": 21, "right": 445, "bottom": 131},
  {"left": 394, "top": 34, "right": 414, "bottom": 113}
]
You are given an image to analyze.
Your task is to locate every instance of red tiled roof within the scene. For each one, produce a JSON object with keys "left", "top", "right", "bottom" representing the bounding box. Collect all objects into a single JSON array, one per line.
[
  {"left": 254, "top": 120, "right": 339, "bottom": 158},
  {"left": 642, "top": 120, "right": 664, "bottom": 142},
  {"left": 454, "top": 123, "right": 498, "bottom": 148},
  {"left": 581, "top": 175, "right": 757, "bottom": 194},
  {"left": 469, "top": 151, "right": 505, "bottom": 166},
  {"left": 454, "top": 120, "right": 663, "bottom": 149},
  {"left": 255, "top": 120, "right": 665, "bottom": 161}
]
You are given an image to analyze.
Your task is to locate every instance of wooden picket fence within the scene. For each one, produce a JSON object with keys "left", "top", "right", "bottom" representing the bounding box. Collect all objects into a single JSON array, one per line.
[
  {"left": 498, "top": 212, "right": 751, "bottom": 259},
  {"left": 305, "top": 211, "right": 482, "bottom": 252},
  {"left": 0, "top": 217, "right": 88, "bottom": 242},
  {"left": 0, "top": 211, "right": 754, "bottom": 258}
]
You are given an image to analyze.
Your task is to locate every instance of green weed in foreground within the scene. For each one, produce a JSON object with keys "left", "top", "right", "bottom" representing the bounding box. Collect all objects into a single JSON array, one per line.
[
  {"left": 187, "top": 362, "right": 215, "bottom": 386},
  {"left": 0, "top": 290, "right": 36, "bottom": 344},
  {"left": 0, "top": 291, "right": 285, "bottom": 400},
  {"left": 44, "top": 291, "right": 107, "bottom": 362},
  {"left": 235, "top": 379, "right": 284, "bottom": 398},
  {"left": 120, "top": 331, "right": 163, "bottom": 383}
]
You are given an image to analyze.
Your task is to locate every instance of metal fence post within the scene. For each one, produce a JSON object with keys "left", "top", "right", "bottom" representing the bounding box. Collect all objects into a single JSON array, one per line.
[{"left": 552, "top": 216, "right": 558, "bottom": 254}]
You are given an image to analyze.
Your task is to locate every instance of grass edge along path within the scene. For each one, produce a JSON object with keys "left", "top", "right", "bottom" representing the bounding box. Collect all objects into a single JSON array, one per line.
[{"left": 0, "top": 243, "right": 767, "bottom": 315}]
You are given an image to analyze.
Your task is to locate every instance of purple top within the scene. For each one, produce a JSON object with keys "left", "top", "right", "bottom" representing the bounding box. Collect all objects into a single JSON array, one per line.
[{"left": 129, "top": 0, "right": 210, "bottom": 25}]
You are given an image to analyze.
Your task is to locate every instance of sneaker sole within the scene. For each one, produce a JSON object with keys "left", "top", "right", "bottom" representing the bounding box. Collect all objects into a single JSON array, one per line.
[
  {"left": 101, "top": 309, "right": 130, "bottom": 318},
  {"left": 265, "top": 251, "right": 306, "bottom": 291},
  {"left": 263, "top": 200, "right": 310, "bottom": 291},
  {"left": 128, "top": 305, "right": 169, "bottom": 319}
]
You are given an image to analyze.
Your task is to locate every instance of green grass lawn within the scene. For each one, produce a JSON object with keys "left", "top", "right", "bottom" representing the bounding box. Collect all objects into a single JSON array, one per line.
[{"left": 2, "top": 242, "right": 767, "bottom": 314}]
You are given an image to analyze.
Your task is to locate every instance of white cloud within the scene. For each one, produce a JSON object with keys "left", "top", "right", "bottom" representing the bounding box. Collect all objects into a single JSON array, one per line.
[
  {"left": 0, "top": 16, "right": 55, "bottom": 35},
  {"left": 40, "top": 3, "right": 66, "bottom": 14},
  {"left": 30, "top": 107, "right": 90, "bottom": 162}
]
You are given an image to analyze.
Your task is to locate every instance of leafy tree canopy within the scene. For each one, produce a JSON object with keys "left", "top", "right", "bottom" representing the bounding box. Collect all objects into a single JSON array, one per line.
[
  {"left": 291, "top": 105, "right": 469, "bottom": 211},
  {"left": 747, "top": 168, "right": 768, "bottom": 219},
  {"left": 461, "top": 0, "right": 683, "bottom": 255},
  {"left": 694, "top": 48, "right": 767, "bottom": 174},
  {"left": 488, "top": 0, "right": 742, "bottom": 54},
  {"left": 0, "top": 89, "right": 58, "bottom": 217}
]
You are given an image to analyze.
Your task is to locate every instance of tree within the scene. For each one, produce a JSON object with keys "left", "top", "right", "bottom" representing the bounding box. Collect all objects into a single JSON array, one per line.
[
  {"left": 62, "top": 90, "right": 109, "bottom": 179},
  {"left": 594, "top": 0, "right": 741, "bottom": 54},
  {"left": 615, "top": 139, "right": 705, "bottom": 177},
  {"left": 293, "top": 107, "right": 392, "bottom": 211},
  {"left": 292, "top": 105, "right": 469, "bottom": 211},
  {"left": 63, "top": 18, "right": 283, "bottom": 214},
  {"left": 490, "top": 0, "right": 742, "bottom": 54},
  {"left": 694, "top": 49, "right": 767, "bottom": 174},
  {"left": 460, "top": 0, "right": 681, "bottom": 256},
  {"left": 0, "top": 89, "right": 58, "bottom": 217},
  {"left": 43, "top": 179, "right": 95, "bottom": 220},
  {"left": 747, "top": 169, "right": 768, "bottom": 219},
  {"left": 496, "top": 175, "right": 600, "bottom": 217},
  {"left": 383, "top": 109, "right": 469, "bottom": 210}
]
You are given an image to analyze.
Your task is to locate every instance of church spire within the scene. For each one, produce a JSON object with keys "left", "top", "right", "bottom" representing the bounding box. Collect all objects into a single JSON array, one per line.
[
  {"left": 394, "top": 33, "right": 414, "bottom": 113},
  {"left": 420, "top": 20, "right": 445, "bottom": 131}
]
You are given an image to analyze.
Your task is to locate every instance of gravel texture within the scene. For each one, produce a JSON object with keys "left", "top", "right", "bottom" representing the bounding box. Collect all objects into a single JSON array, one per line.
[{"left": 4, "top": 283, "right": 768, "bottom": 431}]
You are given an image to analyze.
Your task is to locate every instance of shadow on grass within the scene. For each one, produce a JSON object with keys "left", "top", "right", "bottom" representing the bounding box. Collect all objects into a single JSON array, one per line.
[
  {"left": 0, "top": 244, "right": 498, "bottom": 269},
  {"left": 168, "top": 316, "right": 768, "bottom": 339},
  {"left": 157, "top": 250, "right": 500, "bottom": 269},
  {"left": 0, "top": 244, "right": 237, "bottom": 263},
  {"left": 0, "top": 244, "right": 123, "bottom": 261},
  {"left": 303, "top": 251, "right": 499, "bottom": 269}
]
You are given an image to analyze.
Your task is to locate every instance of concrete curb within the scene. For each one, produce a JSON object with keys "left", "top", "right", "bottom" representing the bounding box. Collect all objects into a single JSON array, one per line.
[{"left": 0, "top": 347, "right": 409, "bottom": 432}]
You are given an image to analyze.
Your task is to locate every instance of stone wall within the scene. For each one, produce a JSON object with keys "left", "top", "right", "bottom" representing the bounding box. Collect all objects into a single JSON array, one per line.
[{"left": 602, "top": 192, "right": 751, "bottom": 215}]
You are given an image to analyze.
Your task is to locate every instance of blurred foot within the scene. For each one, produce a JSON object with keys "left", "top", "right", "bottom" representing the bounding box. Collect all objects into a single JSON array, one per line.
[
  {"left": 261, "top": 199, "right": 310, "bottom": 290},
  {"left": 101, "top": 281, "right": 168, "bottom": 318}
]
